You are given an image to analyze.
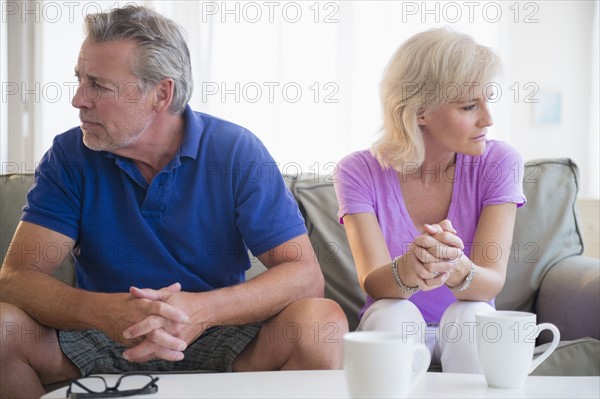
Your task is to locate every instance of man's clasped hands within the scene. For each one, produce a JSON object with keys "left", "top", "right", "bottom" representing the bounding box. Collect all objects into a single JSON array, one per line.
[{"left": 101, "top": 283, "right": 208, "bottom": 363}]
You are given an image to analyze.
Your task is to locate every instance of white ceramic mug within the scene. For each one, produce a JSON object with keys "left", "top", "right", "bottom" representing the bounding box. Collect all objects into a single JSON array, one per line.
[
  {"left": 476, "top": 311, "right": 560, "bottom": 389},
  {"left": 343, "top": 331, "right": 431, "bottom": 398}
]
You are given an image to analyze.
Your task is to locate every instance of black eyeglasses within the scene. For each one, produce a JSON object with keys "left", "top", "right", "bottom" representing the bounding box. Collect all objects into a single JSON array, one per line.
[{"left": 66, "top": 373, "right": 159, "bottom": 398}]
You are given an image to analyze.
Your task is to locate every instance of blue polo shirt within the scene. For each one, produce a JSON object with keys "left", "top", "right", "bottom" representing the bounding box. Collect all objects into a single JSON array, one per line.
[{"left": 22, "top": 106, "right": 307, "bottom": 293}]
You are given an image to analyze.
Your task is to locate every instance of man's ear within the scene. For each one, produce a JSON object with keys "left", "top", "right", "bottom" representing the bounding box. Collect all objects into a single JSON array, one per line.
[{"left": 152, "top": 78, "right": 175, "bottom": 112}]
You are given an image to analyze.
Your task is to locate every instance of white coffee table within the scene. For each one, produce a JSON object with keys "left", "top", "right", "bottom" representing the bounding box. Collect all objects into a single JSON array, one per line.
[{"left": 43, "top": 370, "right": 600, "bottom": 398}]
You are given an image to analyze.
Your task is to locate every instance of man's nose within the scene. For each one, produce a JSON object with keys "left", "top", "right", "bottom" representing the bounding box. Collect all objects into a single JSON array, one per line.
[{"left": 72, "top": 84, "right": 93, "bottom": 109}]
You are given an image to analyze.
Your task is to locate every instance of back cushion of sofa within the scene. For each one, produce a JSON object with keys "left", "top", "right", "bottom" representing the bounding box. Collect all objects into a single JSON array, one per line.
[
  {"left": 293, "top": 176, "right": 363, "bottom": 331},
  {"left": 493, "top": 159, "right": 583, "bottom": 311},
  {"left": 0, "top": 174, "right": 76, "bottom": 285}
]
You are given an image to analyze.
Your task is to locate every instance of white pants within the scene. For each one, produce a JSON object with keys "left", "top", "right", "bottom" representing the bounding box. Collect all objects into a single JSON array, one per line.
[{"left": 357, "top": 299, "right": 494, "bottom": 373}]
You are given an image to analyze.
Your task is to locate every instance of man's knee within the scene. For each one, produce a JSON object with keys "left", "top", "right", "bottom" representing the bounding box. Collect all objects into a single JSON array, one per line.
[
  {"left": 0, "top": 302, "right": 56, "bottom": 355},
  {"left": 235, "top": 298, "right": 348, "bottom": 371},
  {"left": 282, "top": 298, "right": 348, "bottom": 342},
  {"left": 277, "top": 298, "right": 347, "bottom": 369},
  {"left": 1, "top": 302, "right": 30, "bottom": 348}
]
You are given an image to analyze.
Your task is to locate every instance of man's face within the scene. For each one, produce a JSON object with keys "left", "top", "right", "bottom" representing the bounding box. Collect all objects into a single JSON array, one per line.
[{"left": 72, "top": 38, "right": 156, "bottom": 152}]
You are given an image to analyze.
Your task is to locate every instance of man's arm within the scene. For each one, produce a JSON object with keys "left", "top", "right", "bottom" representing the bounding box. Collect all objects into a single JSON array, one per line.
[
  {"left": 122, "top": 233, "right": 324, "bottom": 362},
  {"left": 0, "top": 221, "right": 188, "bottom": 348},
  {"left": 211, "top": 232, "right": 324, "bottom": 323}
]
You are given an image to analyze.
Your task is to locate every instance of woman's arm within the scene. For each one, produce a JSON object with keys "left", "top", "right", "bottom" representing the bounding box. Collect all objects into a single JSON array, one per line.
[
  {"left": 429, "top": 203, "right": 518, "bottom": 301},
  {"left": 344, "top": 201, "right": 516, "bottom": 302},
  {"left": 342, "top": 213, "right": 454, "bottom": 300}
]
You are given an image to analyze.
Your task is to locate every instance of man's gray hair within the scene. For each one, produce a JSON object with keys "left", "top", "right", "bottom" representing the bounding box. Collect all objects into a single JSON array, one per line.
[{"left": 84, "top": 5, "right": 193, "bottom": 114}]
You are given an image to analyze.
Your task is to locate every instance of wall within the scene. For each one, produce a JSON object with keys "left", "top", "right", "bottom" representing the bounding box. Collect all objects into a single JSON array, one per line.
[
  {"left": 577, "top": 200, "right": 600, "bottom": 258},
  {"left": 503, "top": 0, "right": 597, "bottom": 198}
]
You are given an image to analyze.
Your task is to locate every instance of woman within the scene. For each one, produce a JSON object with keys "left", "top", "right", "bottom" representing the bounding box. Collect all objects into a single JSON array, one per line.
[{"left": 334, "top": 28, "right": 526, "bottom": 373}]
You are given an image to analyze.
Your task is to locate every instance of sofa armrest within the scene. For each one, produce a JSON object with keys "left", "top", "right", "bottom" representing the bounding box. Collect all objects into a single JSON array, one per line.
[{"left": 536, "top": 255, "right": 600, "bottom": 343}]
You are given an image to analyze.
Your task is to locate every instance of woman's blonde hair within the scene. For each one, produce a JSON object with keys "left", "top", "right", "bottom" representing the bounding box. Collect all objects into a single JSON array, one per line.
[{"left": 371, "top": 28, "right": 501, "bottom": 170}]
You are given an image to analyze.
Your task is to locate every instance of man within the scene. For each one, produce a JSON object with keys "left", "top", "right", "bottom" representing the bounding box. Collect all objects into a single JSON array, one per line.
[{"left": 0, "top": 5, "right": 347, "bottom": 398}]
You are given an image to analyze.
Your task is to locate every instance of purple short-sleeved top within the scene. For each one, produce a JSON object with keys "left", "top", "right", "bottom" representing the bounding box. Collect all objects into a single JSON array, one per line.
[{"left": 334, "top": 140, "right": 526, "bottom": 323}]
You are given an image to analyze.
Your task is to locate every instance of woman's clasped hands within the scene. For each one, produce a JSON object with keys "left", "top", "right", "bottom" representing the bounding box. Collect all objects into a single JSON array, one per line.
[{"left": 403, "top": 219, "right": 469, "bottom": 292}]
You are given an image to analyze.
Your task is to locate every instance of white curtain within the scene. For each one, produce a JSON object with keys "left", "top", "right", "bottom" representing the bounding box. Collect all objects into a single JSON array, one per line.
[
  {"left": 1, "top": 5, "right": 8, "bottom": 170},
  {"left": 148, "top": 0, "right": 501, "bottom": 176},
  {"left": 2, "top": 1, "right": 597, "bottom": 199},
  {"left": 589, "top": 1, "right": 599, "bottom": 198}
]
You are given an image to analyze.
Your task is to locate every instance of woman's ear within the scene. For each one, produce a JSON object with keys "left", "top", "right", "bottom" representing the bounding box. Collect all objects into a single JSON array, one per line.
[{"left": 416, "top": 107, "right": 426, "bottom": 125}]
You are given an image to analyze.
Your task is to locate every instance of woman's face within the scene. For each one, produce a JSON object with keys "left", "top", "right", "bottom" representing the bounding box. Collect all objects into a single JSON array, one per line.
[{"left": 418, "top": 86, "right": 494, "bottom": 157}]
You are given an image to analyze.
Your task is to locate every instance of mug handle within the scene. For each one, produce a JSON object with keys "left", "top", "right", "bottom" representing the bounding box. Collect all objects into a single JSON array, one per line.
[
  {"left": 409, "top": 345, "right": 431, "bottom": 391},
  {"left": 529, "top": 323, "right": 560, "bottom": 373}
]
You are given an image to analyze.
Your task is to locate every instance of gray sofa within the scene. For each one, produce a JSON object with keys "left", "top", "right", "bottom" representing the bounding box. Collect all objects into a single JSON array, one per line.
[{"left": 1, "top": 158, "right": 599, "bottom": 376}]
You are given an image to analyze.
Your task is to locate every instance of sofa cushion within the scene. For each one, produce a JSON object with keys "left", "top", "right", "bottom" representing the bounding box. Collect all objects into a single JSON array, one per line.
[
  {"left": 0, "top": 174, "right": 75, "bottom": 285},
  {"left": 536, "top": 255, "right": 600, "bottom": 342},
  {"left": 1, "top": 174, "right": 34, "bottom": 261},
  {"left": 531, "top": 337, "right": 600, "bottom": 376},
  {"left": 292, "top": 176, "right": 363, "bottom": 331},
  {"left": 496, "top": 159, "right": 584, "bottom": 312}
]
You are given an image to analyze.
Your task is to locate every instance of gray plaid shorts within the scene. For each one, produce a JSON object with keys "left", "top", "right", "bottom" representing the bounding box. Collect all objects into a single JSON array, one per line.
[{"left": 58, "top": 324, "right": 262, "bottom": 377}]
